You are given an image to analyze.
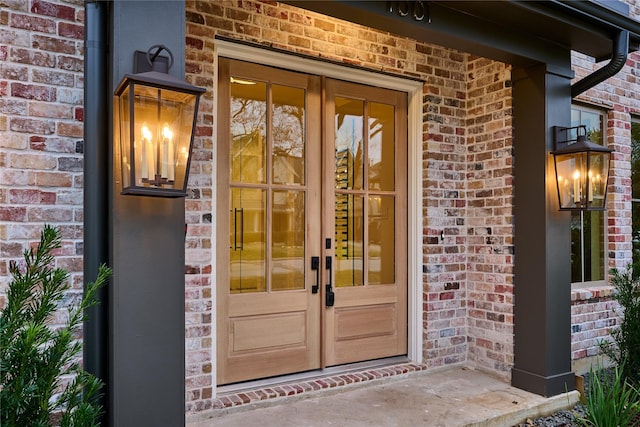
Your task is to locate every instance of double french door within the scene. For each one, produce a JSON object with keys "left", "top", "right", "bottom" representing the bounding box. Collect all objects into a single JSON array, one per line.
[{"left": 216, "top": 59, "right": 407, "bottom": 384}]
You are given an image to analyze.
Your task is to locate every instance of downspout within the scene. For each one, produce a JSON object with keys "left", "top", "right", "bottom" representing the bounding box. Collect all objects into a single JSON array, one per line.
[
  {"left": 84, "top": 1, "right": 109, "bottom": 424},
  {"left": 571, "top": 30, "right": 628, "bottom": 98}
]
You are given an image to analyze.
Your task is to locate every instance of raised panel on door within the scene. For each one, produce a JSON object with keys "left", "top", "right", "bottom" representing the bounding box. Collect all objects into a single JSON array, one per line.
[
  {"left": 323, "top": 79, "right": 408, "bottom": 366},
  {"left": 217, "top": 59, "right": 322, "bottom": 384}
]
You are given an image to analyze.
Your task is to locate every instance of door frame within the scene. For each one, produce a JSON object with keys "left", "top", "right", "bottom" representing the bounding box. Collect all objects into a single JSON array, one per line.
[{"left": 212, "top": 39, "right": 423, "bottom": 394}]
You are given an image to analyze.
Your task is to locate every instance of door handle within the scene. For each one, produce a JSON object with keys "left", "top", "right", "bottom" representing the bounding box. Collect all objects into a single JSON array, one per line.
[
  {"left": 311, "top": 256, "right": 320, "bottom": 294},
  {"left": 325, "top": 256, "right": 335, "bottom": 307},
  {"left": 232, "top": 208, "right": 244, "bottom": 251}
]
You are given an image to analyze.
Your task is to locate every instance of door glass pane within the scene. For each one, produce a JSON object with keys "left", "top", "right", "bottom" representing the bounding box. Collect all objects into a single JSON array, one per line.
[
  {"left": 335, "top": 97, "right": 363, "bottom": 190},
  {"left": 335, "top": 194, "right": 364, "bottom": 287},
  {"left": 230, "top": 79, "right": 267, "bottom": 184},
  {"left": 368, "top": 196, "right": 395, "bottom": 285},
  {"left": 272, "top": 85, "right": 305, "bottom": 186},
  {"left": 272, "top": 190, "right": 305, "bottom": 291},
  {"left": 230, "top": 188, "right": 266, "bottom": 293},
  {"left": 368, "top": 103, "right": 395, "bottom": 191}
]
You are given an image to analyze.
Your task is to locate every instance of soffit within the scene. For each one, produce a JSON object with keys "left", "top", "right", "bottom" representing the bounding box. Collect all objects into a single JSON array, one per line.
[
  {"left": 285, "top": 1, "right": 640, "bottom": 70},
  {"left": 435, "top": 1, "right": 640, "bottom": 61}
]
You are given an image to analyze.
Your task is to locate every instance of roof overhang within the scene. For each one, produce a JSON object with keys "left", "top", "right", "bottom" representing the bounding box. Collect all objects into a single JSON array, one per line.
[{"left": 285, "top": 0, "right": 640, "bottom": 75}]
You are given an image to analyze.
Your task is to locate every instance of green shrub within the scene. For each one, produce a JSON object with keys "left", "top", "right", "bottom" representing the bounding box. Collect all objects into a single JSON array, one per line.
[
  {"left": 599, "top": 265, "right": 640, "bottom": 386},
  {"left": 0, "top": 225, "right": 111, "bottom": 426},
  {"left": 579, "top": 365, "right": 640, "bottom": 427}
]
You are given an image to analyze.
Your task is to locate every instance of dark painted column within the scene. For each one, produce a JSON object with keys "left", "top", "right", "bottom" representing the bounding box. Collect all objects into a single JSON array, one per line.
[
  {"left": 109, "top": 2, "right": 186, "bottom": 425},
  {"left": 511, "top": 63, "right": 576, "bottom": 397}
]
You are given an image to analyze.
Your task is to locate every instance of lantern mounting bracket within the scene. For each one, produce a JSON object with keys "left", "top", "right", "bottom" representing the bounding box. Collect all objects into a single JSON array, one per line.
[
  {"left": 134, "top": 45, "right": 174, "bottom": 74},
  {"left": 553, "top": 125, "right": 587, "bottom": 151}
]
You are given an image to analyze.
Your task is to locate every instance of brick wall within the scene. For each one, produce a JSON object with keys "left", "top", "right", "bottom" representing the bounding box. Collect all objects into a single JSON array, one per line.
[
  {"left": 465, "top": 57, "right": 514, "bottom": 376},
  {"left": 571, "top": 287, "right": 618, "bottom": 366},
  {"left": 564, "top": 1, "right": 640, "bottom": 372},
  {"left": 4, "top": 0, "right": 638, "bottom": 419},
  {"left": 184, "top": 0, "right": 514, "bottom": 411},
  {"left": 0, "top": 0, "right": 85, "bottom": 317}
]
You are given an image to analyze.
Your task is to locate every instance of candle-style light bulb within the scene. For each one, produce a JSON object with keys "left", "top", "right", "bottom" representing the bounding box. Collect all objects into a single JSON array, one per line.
[
  {"left": 141, "top": 123, "right": 153, "bottom": 179},
  {"left": 162, "top": 124, "right": 174, "bottom": 181},
  {"left": 573, "top": 170, "right": 580, "bottom": 204}
]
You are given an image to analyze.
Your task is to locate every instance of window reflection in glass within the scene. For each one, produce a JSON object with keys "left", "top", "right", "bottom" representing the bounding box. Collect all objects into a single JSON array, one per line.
[
  {"left": 335, "top": 194, "right": 364, "bottom": 287},
  {"left": 335, "top": 97, "right": 364, "bottom": 190},
  {"left": 631, "top": 120, "right": 640, "bottom": 266},
  {"left": 272, "top": 85, "right": 305, "bottom": 186},
  {"left": 230, "top": 188, "right": 266, "bottom": 293},
  {"left": 368, "top": 195, "right": 395, "bottom": 285},
  {"left": 570, "top": 107, "right": 605, "bottom": 284},
  {"left": 368, "top": 103, "right": 395, "bottom": 191},
  {"left": 230, "top": 79, "right": 267, "bottom": 184},
  {"left": 272, "top": 190, "right": 305, "bottom": 291}
]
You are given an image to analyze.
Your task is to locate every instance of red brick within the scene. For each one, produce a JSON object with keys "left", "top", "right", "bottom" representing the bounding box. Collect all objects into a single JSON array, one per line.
[
  {"left": 32, "top": 34, "right": 77, "bottom": 54},
  {"left": 10, "top": 48, "right": 56, "bottom": 67},
  {"left": 57, "top": 122, "right": 82, "bottom": 137},
  {"left": 0, "top": 64, "right": 29, "bottom": 81},
  {"left": 10, "top": 13, "right": 56, "bottom": 33},
  {"left": 31, "top": 0, "right": 76, "bottom": 21},
  {"left": 58, "top": 22, "right": 83, "bottom": 39},
  {"left": 0, "top": 206, "right": 27, "bottom": 221},
  {"left": 29, "top": 102, "right": 73, "bottom": 119},
  {"left": 30, "top": 136, "right": 76, "bottom": 153},
  {"left": 57, "top": 55, "right": 83, "bottom": 72},
  {"left": 9, "top": 189, "right": 56, "bottom": 204},
  {"left": 10, "top": 117, "right": 56, "bottom": 134}
]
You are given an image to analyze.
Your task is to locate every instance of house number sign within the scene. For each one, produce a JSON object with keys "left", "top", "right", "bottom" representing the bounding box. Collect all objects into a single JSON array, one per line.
[{"left": 386, "top": 1, "right": 431, "bottom": 23}]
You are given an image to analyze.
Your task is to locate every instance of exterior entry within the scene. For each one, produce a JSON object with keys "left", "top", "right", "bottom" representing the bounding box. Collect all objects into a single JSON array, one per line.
[{"left": 216, "top": 58, "right": 408, "bottom": 384}]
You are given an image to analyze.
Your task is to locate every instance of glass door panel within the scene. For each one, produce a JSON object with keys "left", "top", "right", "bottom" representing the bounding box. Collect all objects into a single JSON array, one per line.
[
  {"left": 335, "top": 194, "right": 364, "bottom": 287},
  {"left": 335, "top": 97, "right": 364, "bottom": 190},
  {"left": 272, "top": 85, "right": 305, "bottom": 186},
  {"left": 368, "top": 195, "right": 395, "bottom": 285},
  {"left": 368, "top": 102, "right": 395, "bottom": 191},
  {"left": 230, "top": 188, "right": 266, "bottom": 293},
  {"left": 272, "top": 190, "right": 305, "bottom": 291},
  {"left": 230, "top": 80, "right": 267, "bottom": 184}
]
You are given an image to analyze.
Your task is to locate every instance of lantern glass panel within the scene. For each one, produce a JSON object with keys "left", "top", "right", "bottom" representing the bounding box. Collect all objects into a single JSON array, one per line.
[
  {"left": 119, "top": 84, "right": 133, "bottom": 189},
  {"left": 134, "top": 84, "right": 196, "bottom": 189},
  {"left": 554, "top": 152, "right": 587, "bottom": 209},
  {"left": 122, "top": 82, "right": 197, "bottom": 193},
  {"left": 587, "top": 151, "right": 610, "bottom": 209}
]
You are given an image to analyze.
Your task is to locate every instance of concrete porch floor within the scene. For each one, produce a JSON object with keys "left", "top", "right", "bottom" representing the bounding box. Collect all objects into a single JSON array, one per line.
[{"left": 187, "top": 367, "right": 580, "bottom": 427}]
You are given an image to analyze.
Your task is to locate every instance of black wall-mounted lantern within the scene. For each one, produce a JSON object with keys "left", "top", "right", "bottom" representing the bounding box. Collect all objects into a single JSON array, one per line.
[
  {"left": 114, "top": 45, "right": 206, "bottom": 197},
  {"left": 552, "top": 125, "right": 613, "bottom": 211}
]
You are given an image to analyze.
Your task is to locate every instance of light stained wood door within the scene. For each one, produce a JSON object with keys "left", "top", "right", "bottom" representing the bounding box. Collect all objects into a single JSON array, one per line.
[
  {"left": 323, "top": 79, "right": 407, "bottom": 366},
  {"left": 217, "top": 60, "right": 407, "bottom": 384},
  {"left": 217, "top": 59, "right": 322, "bottom": 384}
]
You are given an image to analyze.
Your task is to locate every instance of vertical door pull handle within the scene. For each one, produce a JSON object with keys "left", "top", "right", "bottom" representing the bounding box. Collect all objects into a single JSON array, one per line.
[
  {"left": 311, "top": 256, "right": 320, "bottom": 294},
  {"left": 232, "top": 208, "right": 244, "bottom": 251},
  {"left": 325, "top": 256, "right": 335, "bottom": 307}
]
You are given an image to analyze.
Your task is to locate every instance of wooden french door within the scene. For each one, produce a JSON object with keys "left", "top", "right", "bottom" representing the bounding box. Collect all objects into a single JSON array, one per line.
[
  {"left": 323, "top": 79, "right": 407, "bottom": 366},
  {"left": 217, "top": 59, "right": 407, "bottom": 385}
]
